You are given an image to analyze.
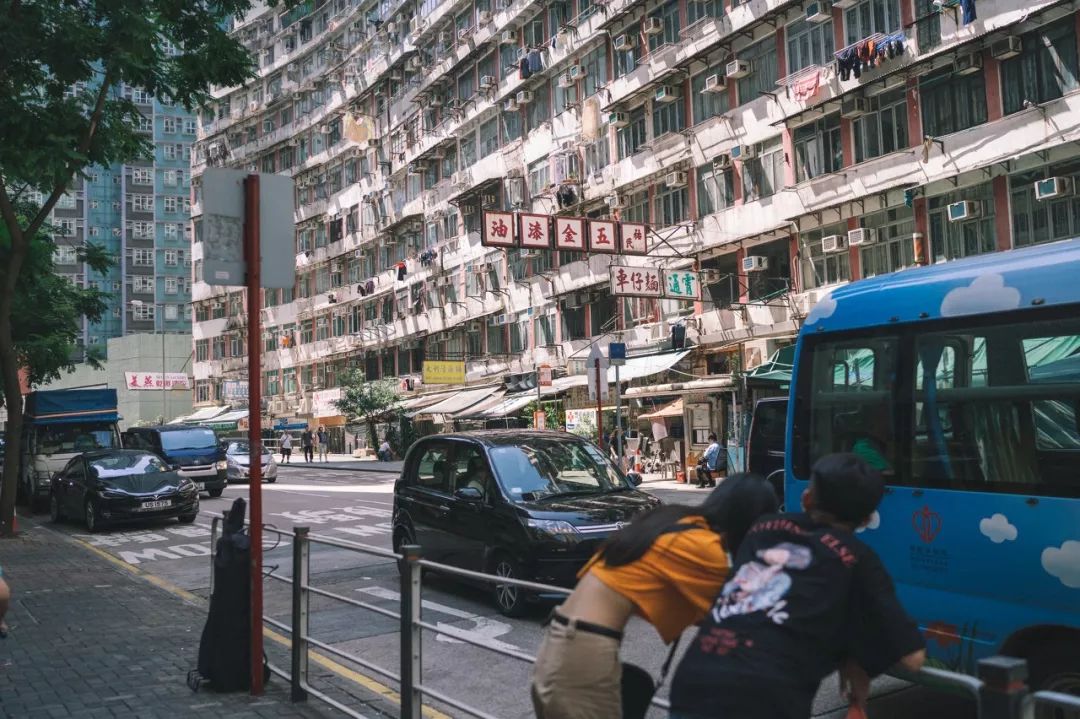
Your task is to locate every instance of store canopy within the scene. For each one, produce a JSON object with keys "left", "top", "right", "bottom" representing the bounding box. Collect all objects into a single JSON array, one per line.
[
  {"left": 638, "top": 398, "right": 684, "bottom": 420},
  {"left": 465, "top": 393, "right": 536, "bottom": 419},
  {"left": 452, "top": 391, "right": 520, "bottom": 419},
  {"left": 200, "top": 410, "right": 249, "bottom": 430},
  {"left": 174, "top": 405, "right": 231, "bottom": 424},
  {"left": 746, "top": 346, "right": 796, "bottom": 386},
  {"left": 401, "top": 391, "right": 458, "bottom": 411},
  {"left": 409, "top": 386, "right": 501, "bottom": 418},
  {"left": 606, "top": 350, "right": 690, "bottom": 383}
]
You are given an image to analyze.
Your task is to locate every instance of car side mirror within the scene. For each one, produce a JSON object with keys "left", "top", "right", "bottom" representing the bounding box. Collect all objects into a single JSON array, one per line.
[
  {"left": 454, "top": 487, "right": 483, "bottom": 503},
  {"left": 626, "top": 471, "right": 643, "bottom": 487}
]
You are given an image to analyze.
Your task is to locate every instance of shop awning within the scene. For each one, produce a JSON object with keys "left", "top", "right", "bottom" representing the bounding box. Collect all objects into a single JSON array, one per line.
[
  {"left": 401, "top": 391, "right": 458, "bottom": 411},
  {"left": 200, "top": 410, "right": 249, "bottom": 431},
  {"left": 474, "top": 393, "right": 536, "bottom": 419},
  {"left": 606, "top": 350, "right": 690, "bottom": 383},
  {"left": 746, "top": 345, "right": 796, "bottom": 386},
  {"left": 408, "top": 386, "right": 501, "bottom": 418},
  {"left": 638, "top": 398, "right": 684, "bottom": 420},
  {"left": 175, "top": 405, "right": 232, "bottom": 424},
  {"left": 623, "top": 375, "right": 735, "bottom": 398}
]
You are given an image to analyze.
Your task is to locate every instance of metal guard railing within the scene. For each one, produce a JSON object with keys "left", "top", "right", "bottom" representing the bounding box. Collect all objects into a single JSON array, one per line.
[{"left": 210, "top": 517, "right": 1080, "bottom": 719}]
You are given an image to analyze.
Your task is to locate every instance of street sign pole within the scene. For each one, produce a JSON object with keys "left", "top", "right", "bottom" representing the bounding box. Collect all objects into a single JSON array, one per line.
[
  {"left": 244, "top": 174, "right": 264, "bottom": 696},
  {"left": 615, "top": 365, "right": 622, "bottom": 465},
  {"left": 595, "top": 358, "right": 604, "bottom": 451}
]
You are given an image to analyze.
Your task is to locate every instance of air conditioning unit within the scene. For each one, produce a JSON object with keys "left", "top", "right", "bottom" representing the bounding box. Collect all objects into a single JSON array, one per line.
[
  {"left": 703, "top": 74, "right": 726, "bottom": 93},
  {"left": 805, "top": 1, "right": 831, "bottom": 23},
  {"left": 822, "top": 234, "right": 847, "bottom": 253},
  {"left": 478, "top": 10, "right": 492, "bottom": 23},
  {"left": 841, "top": 96, "right": 870, "bottom": 118},
  {"left": 330, "top": 262, "right": 341, "bottom": 272},
  {"left": 354, "top": 249, "right": 363, "bottom": 259},
  {"left": 713, "top": 153, "right": 732, "bottom": 170},
  {"left": 730, "top": 143, "right": 756, "bottom": 161},
  {"left": 500, "top": 30, "right": 516, "bottom": 44},
  {"left": 569, "top": 64, "right": 586, "bottom": 80},
  {"left": 458, "top": 27, "right": 472, "bottom": 41},
  {"left": 407, "top": 55, "right": 422, "bottom": 70},
  {"left": 1035, "top": 177, "right": 1074, "bottom": 201},
  {"left": 480, "top": 74, "right": 497, "bottom": 88},
  {"left": 608, "top": 111, "right": 629, "bottom": 127},
  {"left": 955, "top": 52, "right": 983, "bottom": 76},
  {"left": 742, "top": 255, "right": 768, "bottom": 273},
  {"left": 643, "top": 17, "right": 663, "bottom": 35},
  {"left": 452, "top": 171, "right": 468, "bottom": 187},
  {"left": 655, "top": 85, "right": 679, "bottom": 103},
  {"left": 492, "top": 313, "right": 510, "bottom": 326},
  {"left": 559, "top": 72, "right": 574, "bottom": 89},
  {"left": 504, "top": 98, "right": 518, "bottom": 111},
  {"left": 516, "top": 90, "right": 533, "bottom": 105},
  {"left": 947, "top": 200, "right": 981, "bottom": 222},
  {"left": 726, "top": 60, "right": 751, "bottom": 79},
  {"left": 665, "top": 171, "right": 687, "bottom": 188},
  {"left": 409, "top": 16, "right": 422, "bottom": 35},
  {"left": 467, "top": 321, "right": 483, "bottom": 332},
  {"left": 991, "top": 36, "right": 1022, "bottom": 60},
  {"left": 847, "top": 227, "right": 876, "bottom": 246},
  {"left": 613, "top": 34, "right": 636, "bottom": 52},
  {"left": 437, "top": 276, "right": 451, "bottom": 286},
  {"left": 831, "top": 0, "right": 857, "bottom": 7},
  {"left": 606, "top": 193, "right": 625, "bottom": 208}
]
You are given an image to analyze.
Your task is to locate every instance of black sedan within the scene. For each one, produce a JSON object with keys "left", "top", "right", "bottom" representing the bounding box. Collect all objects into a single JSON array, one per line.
[
  {"left": 392, "top": 430, "right": 660, "bottom": 616},
  {"left": 49, "top": 449, "right": 200, "bottom": 532}
]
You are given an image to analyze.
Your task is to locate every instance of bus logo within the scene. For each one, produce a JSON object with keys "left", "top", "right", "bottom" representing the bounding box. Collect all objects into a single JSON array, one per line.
[{"left": 913, "top": 505, "right": 942, "bottom": 543}]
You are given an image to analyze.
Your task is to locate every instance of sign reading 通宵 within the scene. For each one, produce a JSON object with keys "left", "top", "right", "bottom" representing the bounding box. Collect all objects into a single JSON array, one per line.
[
  {"left": 482, "top": 211, "right": 515, "bottom": 247},
  {"left": 664, "top": 269, "right": 701, "bottom": 300},
  {"left": 609, "top": 265, "right": 663, "bottom": 297},
  {"left": 422, "top": 360, "right": 466, "bottom": 385},
  {"left": 125, "top": 372, "right": 191, "bottom": 391}
]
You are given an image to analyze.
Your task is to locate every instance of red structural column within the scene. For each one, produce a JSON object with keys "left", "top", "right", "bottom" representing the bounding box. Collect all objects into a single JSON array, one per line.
[{"left": 992, "top": 175, "right": 1012, "bottom": 251}]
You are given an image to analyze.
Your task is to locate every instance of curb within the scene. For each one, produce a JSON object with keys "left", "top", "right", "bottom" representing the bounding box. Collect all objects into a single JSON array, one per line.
[{"left": 276, "top": 462, "right": 401, "bottom": 474}]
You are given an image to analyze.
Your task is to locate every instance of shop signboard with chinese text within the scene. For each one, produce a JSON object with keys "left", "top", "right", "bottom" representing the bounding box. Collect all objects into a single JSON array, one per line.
[
  {"left": 482, "top": 211, "right": 515, "bottom": 247},
  {"left": 620, "top": 222, "right": 649, "bottom": 255},
  {"left": 609, "top": 265, "right": 663, "bottom": 297},
  {"left": 538, "top": 365, "right": 553, "bottom": 387},
  {"left": 519, "top": 213, "right": 552, "bottom": 249},
  {"left": 555, "top": 217, "right": 586, "bottom": 250},
  {"left": 223, "top": 380, "right": 249, "bottom": 400},
  {"left": 664, "top": 269, "right": 701, "bottom": 300},
  {"left": 422, "top": 360, "right": 466, "bottom": 385},
  {"left": 588, "top": 219, "right": 617, "bottom": 253},
  {"left": 124, "top": 372, "right": 191, "bottom": 390}
]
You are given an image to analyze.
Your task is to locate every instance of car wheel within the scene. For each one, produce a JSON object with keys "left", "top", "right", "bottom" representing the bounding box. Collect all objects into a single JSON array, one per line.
[
  {"left": 491, "top": 553, "right": 529, "bottom": 618},
  {"left": 266, "top": 476, "right": 277, "bottom": 484},
  {"left": 49, "top": 494, "right": 63, "bottom": 523},
  {"left": 177, "top": 512, "right": 197, "bottom": 524},
  {"left": 208, "top": 488, "right": 224, "bottom": 498},
  {"left": 84, "top": 500, "right": 101, "bottom": 533},
  {"left": 1028, "top": 639, "right": 1080, "bottom": 719}
]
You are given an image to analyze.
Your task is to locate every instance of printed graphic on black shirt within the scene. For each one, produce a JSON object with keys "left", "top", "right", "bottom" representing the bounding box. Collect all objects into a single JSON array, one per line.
[{"left": 713, "top": 542, "right": 813, "bottom": 625}]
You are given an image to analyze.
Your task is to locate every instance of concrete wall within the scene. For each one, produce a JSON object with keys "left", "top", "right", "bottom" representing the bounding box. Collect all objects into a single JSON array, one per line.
[{"left": 31, "top": 333, "right": 194, "bottom": 429}]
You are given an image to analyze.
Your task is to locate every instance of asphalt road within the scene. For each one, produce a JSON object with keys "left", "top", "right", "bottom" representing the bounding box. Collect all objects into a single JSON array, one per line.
[{"left": 45, "top": 465, "right": 976, "bottom": 719}]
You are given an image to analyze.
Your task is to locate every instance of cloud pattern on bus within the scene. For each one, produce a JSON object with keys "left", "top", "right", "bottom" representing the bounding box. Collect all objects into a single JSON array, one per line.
[
  {"left": 940, "top": 274, "right": 1022, "bottom": 317},
  {"left": 803, "top": 292, "right": 837, "bottom": 325},
  {"left": 978, "top": 513, "right": 1018, "bottom": 544},
  {"left": 1042, "top": 541, "right": 1080, "bottom": 588},
  {"left": 855, "top": 510, "right": 880, "bottom": 534}
]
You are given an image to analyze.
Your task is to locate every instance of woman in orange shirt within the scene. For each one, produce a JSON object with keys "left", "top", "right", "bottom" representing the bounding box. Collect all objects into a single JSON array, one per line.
[{"left": 530, "top": 474, "right": 778, "bottom": 719}]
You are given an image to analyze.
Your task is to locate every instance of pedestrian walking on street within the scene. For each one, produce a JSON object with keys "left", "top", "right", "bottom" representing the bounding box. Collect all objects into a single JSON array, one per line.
[
  {"left": 530, "top": 475, "right": 778, "bottom": 719},
  {"left": 695, "top": 433, "right": 724, "bottom": 488},
  {"left": 668, "top": 453, "right": 926, "bottom": 719},
  {"left": 317, "top": 426, "right": 330, "bottom": 462},
  {"left": 301, "top": 428, "right": 314, "bottom": 463},
  {"left": 377, "top": 438, "right": 392, "bottom": 462},
  {"left": 278, "top": 431, "right": 292, "bottom": 464}
]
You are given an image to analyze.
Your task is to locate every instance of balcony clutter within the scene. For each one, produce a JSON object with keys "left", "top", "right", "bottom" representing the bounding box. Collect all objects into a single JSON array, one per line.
[{"left": 835, "top": 33, "right": 906, "bottom": 81}]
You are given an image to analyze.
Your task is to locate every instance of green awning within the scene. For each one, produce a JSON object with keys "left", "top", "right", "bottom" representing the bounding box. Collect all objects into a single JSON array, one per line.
[{"left": 747, "top": 345, "right": 795, "bottom": 385}]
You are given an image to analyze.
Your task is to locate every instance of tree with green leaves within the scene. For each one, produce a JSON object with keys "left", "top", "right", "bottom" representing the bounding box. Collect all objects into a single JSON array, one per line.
[
  {"left": 333, "top": 369, "right": 403, "bottom": 451},
  {"left": 0, "top": 0, "right": 264, "bottom": 536}
]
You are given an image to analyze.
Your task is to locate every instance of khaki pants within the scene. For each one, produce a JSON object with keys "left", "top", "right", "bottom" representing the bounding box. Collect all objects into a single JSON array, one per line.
[
  {"left": 318, "top": 445, "right": 329, "bottom": 461},
  {"left": 531, "top": 614, "right": 622, "bottom": 719}
]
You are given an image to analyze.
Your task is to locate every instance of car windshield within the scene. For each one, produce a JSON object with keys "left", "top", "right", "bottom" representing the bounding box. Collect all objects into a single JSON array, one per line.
[
  {"left": 488, "top": 438, "right": 625, "bottom": 501},
  {"left": 227, "top": 441, "right": 267, "bottom": 455},
  {"left": 35, "top": 422, "right": 118, "bottom": 455},
  {"left": 160, "top": 428, "right": 218, "bottom": 452},
  {"left": 90, "top": 453, "right": 170, "bottom": 477}
]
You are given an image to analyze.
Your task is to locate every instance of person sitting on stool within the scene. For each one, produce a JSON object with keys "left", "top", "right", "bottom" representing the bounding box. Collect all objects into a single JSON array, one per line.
[{"left": 696, "top": 433, "right": 723, "bottom": 488}]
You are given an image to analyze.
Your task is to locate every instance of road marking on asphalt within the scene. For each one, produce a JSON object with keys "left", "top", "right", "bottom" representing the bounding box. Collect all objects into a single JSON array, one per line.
[
  {"left": 262, "top": 483, "right": 396, "bottom": 494},
  {"left": 356, "top": 586, "right": 520, "bottom": 651},
  {"left": 49, "top": 522, "right": 450, "bottom": 719}
]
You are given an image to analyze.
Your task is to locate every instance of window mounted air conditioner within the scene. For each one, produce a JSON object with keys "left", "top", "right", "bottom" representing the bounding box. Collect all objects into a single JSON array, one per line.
[
  {"left": 613, "top": 34, "right": 636, "bottom": 52},
  {"left": 655, "top": 85, "right": 680, "bottom": 103},
  {"left": 665, "top": 171, "right": 687, "bottom": 188},
  {"left": 606, "top": 194, "right": 625, "bottom": 208},
  {"left": 991, "top": 36, "right": 1022, "bottom": 60},
  {"left": 504, "top": 98, "right": 518, "bottom": 111},
  {"left": 480, "top": 75, "right": 497, "bottom": 88},
  {"left": 608, "top": 111, "right": 629, "bottom": 127},
  {"left": 805, "top": 1, "right": 831, "bottom": 23},
  {"left": 468, "top": 321, "right": 482, "bottom": 332},
  {"left": 569, "top": 64, "right": 586, "bottom": 80},
  {"left": 847, "top": 227, "right": 876, "bottom": 246},
  {"left": 947, "top": 200, "right": 981, "bottom": 222},
  {"left": 1035, "top": 177, "right": 1075, "bottom": 201},
  {"left": 742, "top": 255, "right": 768, "bottom": 272},
  {"left": 729, "top": 143, "right": 756, "bottom": 160},
  {"left": 643, "top": 17, "right": 664, "bottom": 35},
  {"left": 713, "top": 153, "right": 733, "bottom": 170},
  {"left": 841, "top": 96, "right": 870, "bottom": 118},
  {"left": 821, "top": 234, "right": 847, "bottom": 253},
  {"left": 703, "top": 74, "right": 726, "bottom": 93},
  {"left": 492, "top": 313, "right": 510, "bottom": 326},
  {"left": 559, "top": 72, "right": 574, "bottom": 89},
  {"left": 516, "top": 90, "right": 533, "bottom": 105},
  {"left": 478, "top": 10, "right": 492, "bottom": 23},
  {"left": 500, "top": 31, "right": 517, "bottom": 45},
  {"left": 955, "top": 52, "right": 983, "bottom": 76},
  {"left": 726, "top": 60, "right": 750, "bottom": 79}
]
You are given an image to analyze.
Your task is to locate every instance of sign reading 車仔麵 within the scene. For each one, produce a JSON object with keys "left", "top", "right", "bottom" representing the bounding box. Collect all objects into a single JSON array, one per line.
[
  {"left": 422, "top": 360, "right": 466, "bottom": 385},
  {"left": 609, "top": 265, "right": 663, "bottom": 297}
]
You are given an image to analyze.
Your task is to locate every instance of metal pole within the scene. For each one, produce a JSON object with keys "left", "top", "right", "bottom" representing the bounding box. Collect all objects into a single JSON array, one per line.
[
  {"left": 977, "top": 656, "right": 1029, "bottom": 719},
  {"left": 615, "top": 364, "right": 622, "bottom": 468},
  {"left": 400, "top": 544, "right": 423, "bottom": 719},
  {"left": 595, "top": 358, "right": 604, "bottom": 451},
  {"left": 161, "top": 308, "right": 166, "bottom": 424},
  {"left": 244, "top": 173, "right": 265, "bottom": 695},
  {"left": 290, "top": 526, "right": 310, "bottom": 702},
  {"left": 209, "top": 514, "right": 221, "bottom": 596}
]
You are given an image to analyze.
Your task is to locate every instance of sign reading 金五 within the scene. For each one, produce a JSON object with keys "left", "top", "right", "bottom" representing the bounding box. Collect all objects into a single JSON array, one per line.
[
  {"left": 554, "top": 217, "right": 586, "bottom": 251},
  {"left": 588, "top": 219, "right": 617, "bottom": 253},
  {"left": 620, "top": 222, "right": 649, "bottom": 255},
  {"left": 663, "top": 269, "right": 701, "bottom": 300},
  {"left": 609, "top": 265, "right": 663, "bottom": 298},
  {"left": 519, "top": 213, "right": 552, "bottom": 249},
  {"left": 422, "top": 360, "right": 466, "bottom": 385},
  {"left": 482, "top": 211, "right": 515, "bottom": 247},
  {"left": 124, "top": 372, "right": 191, "bottom": 391}
]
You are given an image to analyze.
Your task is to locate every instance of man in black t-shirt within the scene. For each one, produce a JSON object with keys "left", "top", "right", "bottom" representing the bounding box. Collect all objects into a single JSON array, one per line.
[{"left": 669, "top": 453, "right": 925, "bottom": 719}]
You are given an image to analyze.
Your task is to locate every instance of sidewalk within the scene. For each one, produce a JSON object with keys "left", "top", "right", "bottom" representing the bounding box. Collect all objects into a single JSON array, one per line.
[
  {"left": 277, "top": 456, "right": 403, "bottom": 473},
  {"left": 0, "top": 517, "right": 334, "bottom": 719}
]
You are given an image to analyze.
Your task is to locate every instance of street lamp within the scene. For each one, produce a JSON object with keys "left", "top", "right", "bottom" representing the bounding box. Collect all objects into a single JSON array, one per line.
[{"left": 129, "top": 299, "right": 167, "bottom": 424}]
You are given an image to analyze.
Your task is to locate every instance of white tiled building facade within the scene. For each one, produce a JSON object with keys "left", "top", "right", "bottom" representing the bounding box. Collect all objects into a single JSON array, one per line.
[{"left": 190, "top": 0, "right": 1080, "bottom": 442}]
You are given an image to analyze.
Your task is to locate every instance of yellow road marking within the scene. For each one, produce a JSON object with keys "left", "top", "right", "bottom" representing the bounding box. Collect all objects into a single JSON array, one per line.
[{"left": 69, "top": 535, "right": 450, "bottom": 719}]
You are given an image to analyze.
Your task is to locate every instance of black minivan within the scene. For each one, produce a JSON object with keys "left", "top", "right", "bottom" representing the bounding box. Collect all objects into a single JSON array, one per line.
[
  {"left": 392, "top": 430, "right": 661, "bottom": 616},
  {"left": 123, "top": 425, "right": 227, "bottom": 497}
]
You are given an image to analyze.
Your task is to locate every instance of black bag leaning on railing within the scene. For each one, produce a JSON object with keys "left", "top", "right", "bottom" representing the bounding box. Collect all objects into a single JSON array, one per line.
[{"left": 621, "top": 638, "right": 680, "bottom": 719}]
